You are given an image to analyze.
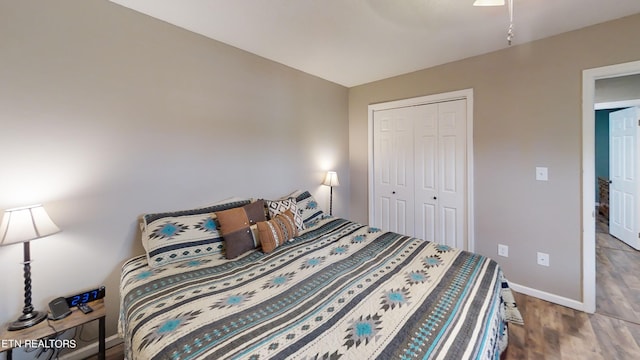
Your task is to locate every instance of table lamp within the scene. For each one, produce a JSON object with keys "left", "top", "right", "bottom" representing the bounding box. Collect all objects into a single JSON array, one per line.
[
  {"left": 322, "top": 171, "right": 340, "bottom": 216},
  {"left": 0, "top": 204, "right": 60, "bottom": 331}
]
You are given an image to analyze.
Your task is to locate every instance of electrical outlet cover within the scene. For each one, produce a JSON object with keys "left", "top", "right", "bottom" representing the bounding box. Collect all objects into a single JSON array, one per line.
[
  {"left": 537, "top": 252, "right": 550, "bottom": 266},
  {"left": 536, "top": 167, "right": 548, "bottom": 181}
]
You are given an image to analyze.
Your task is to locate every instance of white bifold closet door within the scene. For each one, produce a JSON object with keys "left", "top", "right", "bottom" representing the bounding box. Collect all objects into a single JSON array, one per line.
[
  {"left": 373, "top": 106, "right": 415, "bottom": 236},
  {"left": 373, "top": 99, "right": 467, "bottom": 249}
]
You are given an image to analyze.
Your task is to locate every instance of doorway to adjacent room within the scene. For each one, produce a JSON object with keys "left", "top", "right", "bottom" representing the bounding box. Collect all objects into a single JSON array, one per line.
[{"left": 582, "top": 60, "right": 640, "bottom": 314}]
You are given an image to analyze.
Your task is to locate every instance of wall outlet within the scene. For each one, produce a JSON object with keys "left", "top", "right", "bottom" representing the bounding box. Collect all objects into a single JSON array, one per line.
[
  {"left": 498, "top": 244, "right": 509, "bottom": 257},
  {"left": 537, "top": 252, "right": 550, "bottom": 266},
  {"left": 536, "top": 167, "right": 549, "bottom": 181}
]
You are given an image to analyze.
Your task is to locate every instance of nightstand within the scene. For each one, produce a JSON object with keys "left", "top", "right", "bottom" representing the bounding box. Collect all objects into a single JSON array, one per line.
[{"left": 0, "top": 299, "right": 105, "bottom": 360}]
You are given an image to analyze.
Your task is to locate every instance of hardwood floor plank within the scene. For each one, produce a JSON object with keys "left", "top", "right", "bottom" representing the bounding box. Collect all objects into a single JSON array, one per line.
[
  {"left": 505, "top": 290, "right": 640, "bottom": 359},
  {"left": 542, "top": 328, "right": 561, "bottom": 359},
  {"left": 595, "top": 216, "right": 640, "bottom": 325},
  {"left": 589, "top": 313, "right": 640, "bottom": 360},
  {"left": 627, "top": 320, "right": 640, "bottom": 349}
]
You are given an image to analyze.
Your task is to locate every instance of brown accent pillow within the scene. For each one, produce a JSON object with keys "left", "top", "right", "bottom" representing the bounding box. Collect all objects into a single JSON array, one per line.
[
  {"left": 257, "top": 210, "right": 298, "bottom": 253},
  {"left": 216, "top": 200, "right": 267, "bottom": 259}
]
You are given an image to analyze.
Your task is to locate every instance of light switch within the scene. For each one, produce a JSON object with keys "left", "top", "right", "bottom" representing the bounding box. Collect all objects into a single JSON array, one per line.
[
  {"left": 498, "top": 244, "right": 509, "bottom": 257},
  {"left": 536, "top": 167, "right": 548, "bottom": 181}
]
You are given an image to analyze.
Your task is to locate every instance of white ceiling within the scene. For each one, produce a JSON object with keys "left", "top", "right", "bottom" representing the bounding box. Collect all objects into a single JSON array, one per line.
[{"left": 109, "top": 0, "right": 640, "bottom": 87}]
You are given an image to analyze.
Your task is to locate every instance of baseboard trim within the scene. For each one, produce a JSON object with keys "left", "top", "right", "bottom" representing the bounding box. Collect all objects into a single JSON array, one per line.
[
  {"left": 510, "top": 282, "right": 588, "bottom": 313},
  {"left": 59, "top": 334, "right": 122, "bottom": 360}
]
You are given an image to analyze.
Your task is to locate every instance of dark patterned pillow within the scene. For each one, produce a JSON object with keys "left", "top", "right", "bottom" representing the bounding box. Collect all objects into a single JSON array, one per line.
[
  {"left": 257, "top": 210, "right": 298, "bottom": 253},
  {"left": 266, "top": 198, "right": 304, "bottom": 230},
  {"left": 142, "top": 199, "right": 251, "bottom": 267},
  {"left": 216, "top": 200, "right": 267, "bottom": 259}
]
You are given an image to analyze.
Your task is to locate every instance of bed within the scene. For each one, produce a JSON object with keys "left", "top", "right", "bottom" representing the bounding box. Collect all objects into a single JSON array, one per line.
[{"left": 119, "top": 193, "right": 522, "bottom": 360}]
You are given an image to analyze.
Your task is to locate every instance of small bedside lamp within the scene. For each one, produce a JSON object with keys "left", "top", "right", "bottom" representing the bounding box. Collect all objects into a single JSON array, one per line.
[
  {"left": 0, "top": 204, "right": 60, "bottom": 331},
  {"left": 322, "top": 171, "right": 340, "bottom": 216}
]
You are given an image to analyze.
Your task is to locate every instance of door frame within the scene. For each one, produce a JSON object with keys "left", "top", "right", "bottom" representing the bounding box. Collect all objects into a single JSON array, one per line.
[
  {"left": 582, "top": 60, "right": 640, "bottom": 313},
  {"left": 367, "top": 88, "right": 475, "bottom": 251}
]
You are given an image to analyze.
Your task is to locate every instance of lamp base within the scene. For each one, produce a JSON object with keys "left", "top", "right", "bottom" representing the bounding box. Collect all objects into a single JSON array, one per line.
[{"left": 8, "top": 310, "right": 47, "bottom": 331}]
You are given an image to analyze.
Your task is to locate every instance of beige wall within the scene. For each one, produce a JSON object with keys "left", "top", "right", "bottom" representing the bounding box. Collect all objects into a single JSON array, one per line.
[
  {"left": 349, "top": 13, "right": 640, "bottom": 301},
  {"left": 596, "top": 74, "right": 640, "bottom": 103},
  {"left": 2, "top": 0, "right": 639, "bottom": 356},
  {"left": 0, "top": 0, "right": 348, "bottom": 354}
]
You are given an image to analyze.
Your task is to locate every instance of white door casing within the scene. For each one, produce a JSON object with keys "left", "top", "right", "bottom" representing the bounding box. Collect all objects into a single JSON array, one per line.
[{"left": 609, "top": 107, "right": 640, "bottom": 250}]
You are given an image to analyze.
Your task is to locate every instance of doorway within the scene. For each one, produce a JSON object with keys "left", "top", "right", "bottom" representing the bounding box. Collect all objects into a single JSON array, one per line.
[
  {"left": 596, "top": 104, "right": 640, "bottom": 249},
  {"left": 582, "top": 60, "right": 640, "bottom": 313},
  {"left": 593, "top": 102, "right": 640, "bottom": 324}
]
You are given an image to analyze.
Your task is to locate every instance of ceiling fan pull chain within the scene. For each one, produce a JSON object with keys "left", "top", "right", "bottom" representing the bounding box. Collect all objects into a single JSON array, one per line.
[{"left": 507, "top": 0, "right": 515, "bottom": 45}]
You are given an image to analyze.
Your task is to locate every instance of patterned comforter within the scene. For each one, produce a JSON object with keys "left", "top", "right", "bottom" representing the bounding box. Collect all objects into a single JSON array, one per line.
[{"left": 119, "top": 217, "right": 522, "bottom": 360}]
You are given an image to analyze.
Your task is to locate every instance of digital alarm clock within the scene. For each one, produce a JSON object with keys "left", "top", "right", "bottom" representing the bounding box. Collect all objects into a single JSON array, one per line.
[{"left": 65, "top": 286, "right": 106, "bottom": 307}]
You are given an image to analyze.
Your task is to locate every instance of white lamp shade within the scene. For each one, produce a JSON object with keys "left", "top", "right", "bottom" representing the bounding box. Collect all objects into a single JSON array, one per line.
[
  {"left": 322, "top": 171, "right": 340, "bottom": 187},
  {"left": 0, "top": 204, "right": 60, "bottom": 246},
  {"left": 473, "top": 0, "right": 505, "bottom": 6}
]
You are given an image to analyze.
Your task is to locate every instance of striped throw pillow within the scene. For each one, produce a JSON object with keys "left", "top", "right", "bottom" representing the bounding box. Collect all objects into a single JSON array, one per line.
[{"left": 257, "top": 210, "right": 298, "bottom": 253}]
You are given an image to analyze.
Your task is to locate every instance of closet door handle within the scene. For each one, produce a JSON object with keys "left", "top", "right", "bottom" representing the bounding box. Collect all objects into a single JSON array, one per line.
[
  {"left": 433, "top": 196, "right": 437, "bottom": 200},
  {"left": 392, "top": 191, "right": 396, "bottom": 194}
]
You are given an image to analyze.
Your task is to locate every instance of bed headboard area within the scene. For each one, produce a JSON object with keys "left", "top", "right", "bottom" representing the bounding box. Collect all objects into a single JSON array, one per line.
[{"left": 139, "top": 190, "right": 325, "bottom": 266}]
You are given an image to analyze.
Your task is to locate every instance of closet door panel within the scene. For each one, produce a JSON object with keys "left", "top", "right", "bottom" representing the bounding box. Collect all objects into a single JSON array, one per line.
[
  {"left": 418, "top": 202, "right": 436, "bottom": 242},
  {"left": 395, "top": 117, "right": 412, "bottom": 189},
  {"left": 394, "top": 199, "right": 410, "bottom": 236},
  {"left": 379, "top": 196, "right": 391, "bottom": 232},
  {"left": 442, "top": 206, "right": 457, "bottom": 248},
  {"left": 437, "top": 100, "right": 467, "bottom": 249},
  {"left": 441, "top": 135, "right": 458, "bottom": 193},
  {"left": 373, "top": 108, "right": 415, "bottom": 236},
  {"left": 414, "top": 104, "right": 439, "bottom": 241}
]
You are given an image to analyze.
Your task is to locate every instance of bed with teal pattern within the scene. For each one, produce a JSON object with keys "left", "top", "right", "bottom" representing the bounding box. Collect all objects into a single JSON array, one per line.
[{"left": 119, "top": 217, "right": 522, "bottom": 359}]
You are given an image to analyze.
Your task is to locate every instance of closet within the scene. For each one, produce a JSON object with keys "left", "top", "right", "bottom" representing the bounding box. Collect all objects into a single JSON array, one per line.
[{"left": 369, "top": 94, "right": 470, "bottom": 250}]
